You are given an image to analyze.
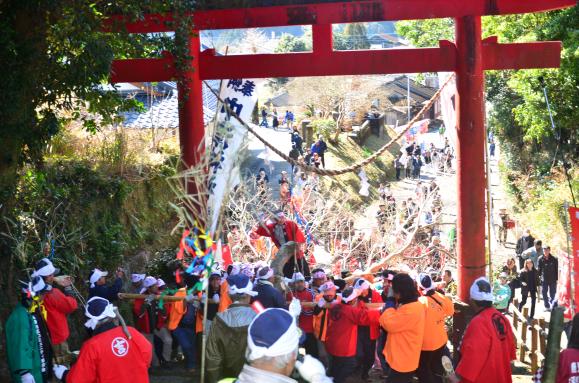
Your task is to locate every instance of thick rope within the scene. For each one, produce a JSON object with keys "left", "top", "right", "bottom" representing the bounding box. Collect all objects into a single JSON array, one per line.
[{"left": 204, "top": 73, "right": 454, "bottom": 177}]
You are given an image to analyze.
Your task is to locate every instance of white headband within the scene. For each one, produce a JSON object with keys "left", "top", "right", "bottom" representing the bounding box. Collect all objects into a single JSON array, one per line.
[
  {"left": 228, "top": 279, "right": 258, "bottom": 297},
  {"left": 258, "top": 267, "right": 274, "bottom": 280},
  {"left": 89, "top": 269, "right": 108, "bottom": 288},
  {"left": 84, "top": 297, "right": 117, "bottom": 330},
  {"left": 131, "top": 274, "right": 145, "bottom": 283},
  {"left": 246, "top": 310, "right": 300, "bottom": 361}
]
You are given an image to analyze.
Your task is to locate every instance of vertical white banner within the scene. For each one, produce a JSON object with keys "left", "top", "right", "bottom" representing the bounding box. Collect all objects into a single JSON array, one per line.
[{"left": 207, "top": 79, "right": 260, "bottom": 234}]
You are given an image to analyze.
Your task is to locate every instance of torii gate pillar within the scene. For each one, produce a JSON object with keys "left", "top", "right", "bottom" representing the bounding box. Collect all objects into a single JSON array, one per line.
[
  {"left": 455, "top": 16, "right": 486, "bottom": 300},
  {"left": 178, "top": 31, "right": 204, "bottom": 168}
]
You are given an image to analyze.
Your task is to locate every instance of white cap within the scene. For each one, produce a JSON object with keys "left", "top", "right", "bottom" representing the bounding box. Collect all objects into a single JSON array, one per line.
[
  {"left": 470, "top": 277, "right": 494, "bottom": 302},
  {"left": 89, "top": 269, "right": 108, "bottom": 288},
  {"left": 292, "top": 272, "right": 305, "bottom": 282},
  {"left": 157, "top": 278, "right": 166, "bottom": 288},
  {"left": 353, "top": 278, "right": 370, "bottom": 291},
  {"left": 140, "top": 276, "right": 158, "bottom": 293},
  {"left": 131, "top": 274, "right": 146, "bottom": 283}
]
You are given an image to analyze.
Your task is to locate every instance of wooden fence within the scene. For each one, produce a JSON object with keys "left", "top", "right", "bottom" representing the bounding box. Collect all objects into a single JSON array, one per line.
[{"left": 510, "top": 298, "right": 549, "bottom": 372}]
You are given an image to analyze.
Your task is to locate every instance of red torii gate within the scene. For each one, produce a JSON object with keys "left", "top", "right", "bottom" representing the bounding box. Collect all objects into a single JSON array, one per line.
[{"left": 107, "top": 0, "right": 574, "bottom": 301}]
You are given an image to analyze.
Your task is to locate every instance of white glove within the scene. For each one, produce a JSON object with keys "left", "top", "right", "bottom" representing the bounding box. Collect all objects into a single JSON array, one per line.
[
  {"left": 317, "top": 298, "right": 326, "bottom": 308},
  {"left": 212, "top": 293, "right": 220, "bottom": 303},
  {"left": 521, "top": 282, "right": 527, "bottom": 287},
  {"left": 185, "top": 294, "right": 196, "bottom": 303},
  {"left": 295, "top": 355, "right": 332, "bottom": 383},
  {"left": 21, "top": 373, "right": 35, "bottom": 383},
  {"left": 53, "top": 365, "right": 68, "bottom": 380},
  {"left": 289, "top": 298, "right": 302, "bottom": 318}
]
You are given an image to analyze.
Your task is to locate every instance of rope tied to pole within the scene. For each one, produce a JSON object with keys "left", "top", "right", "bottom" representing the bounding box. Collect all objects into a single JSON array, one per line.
[{"left": 204, "top": 73, "right": 455, "bottom": 177}]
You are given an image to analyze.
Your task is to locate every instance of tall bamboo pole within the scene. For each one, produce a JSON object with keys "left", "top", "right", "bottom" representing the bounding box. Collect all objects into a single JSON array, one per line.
[{"left": 542, "top": 307, "right": 564, "bottom": 383}]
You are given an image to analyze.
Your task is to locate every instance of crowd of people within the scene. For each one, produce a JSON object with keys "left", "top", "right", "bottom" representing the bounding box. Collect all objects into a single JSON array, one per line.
[{"left": 20, "top": 250, "right": 574, "bottom": 383}]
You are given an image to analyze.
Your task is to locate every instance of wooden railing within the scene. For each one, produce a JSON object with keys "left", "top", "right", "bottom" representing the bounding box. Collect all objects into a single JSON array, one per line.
[{"left": 510, "top": 298, "right": 549, "bottom": 372}]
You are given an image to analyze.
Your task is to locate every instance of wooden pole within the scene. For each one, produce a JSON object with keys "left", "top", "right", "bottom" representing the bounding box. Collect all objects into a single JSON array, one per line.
[
  {"left": 519, "top": 307, "right": 529, "bottom": 363},
  {"left": 542, "top": 307, "right": 565, "bottom": 383},
  {"left": 531, "top": 319, "right": 538, "bottom": 372}
]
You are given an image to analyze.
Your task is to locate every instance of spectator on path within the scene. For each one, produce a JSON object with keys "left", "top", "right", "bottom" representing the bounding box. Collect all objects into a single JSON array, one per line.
[
  {"left": 287, "top": 272, "right": 318, "bottom": 357},
  {"left": 379, "top": 273, "right": 425, "bottom": 382},
  {"left": 493, "top": 272, "right": 512, "bottom": 314},
  {"left": 452, "top": 277, "right": 516, "bottom": 383},
  {"left": 324, "top": 287, "right": 372, "bottom": 383},
  {"left": 32, "top": 258, "right": 78, "bottom": 365},
  {"left": 252, "top": 266, "right": 287, "bottom": 309},
  {"left": 88, "top": 268, "right": 124, "bottom": 302},
  {"left": 489, "top": 138, "right": 496, "bottom": 157},
  {"left": 52, "top": 296, "right": 152, "bottom": 383},
  {"left": 518, "top": 259, "right": 538, "bottom": 319},
  {"left": 416, "top": 273, "right": 455, "bottom": 383},
  {"left": 236, "top": 308, "right": 331, "bottom": 383},
  {"left": 315, "top": 135, "right": 328, "bottom": 168},
  {"left": 206, "top": 274, "right": 258, "bottom": 383},
  {"left": 6, "top": 276, "right": 53, "bottom": 383},
  {"left": 272, "top": 110, "right": 279, "bottom": 129},
  {"left": 538, "top": 245, "right": 558, "bottom": 311},
  {"left": 556, "top": 313, "right": 579, "bottom": 383},
  {"left": 394, "top": 153, "right": 403, "bottom": 180},
  {"left": 291, "top": 128, "right": 304, "bottom": 155},
  {"left": 412, "top": 154, "right": 423, "bottom": 179},
  {"left": 405, "top": 154, "right": 413, "bottom": 178},
  {"left": 353, "top": 278, "right": 383, "bottom": 381},
  {"left": 502, "top": 258, "right": 519, "bottom": 308},
  {"left": 285, "top": 110, "right": 294, "bottom": 129},
  {"left": 312, "top": 152, "right": 322, "bottom": 168},
  {"left": 522, "top": 239, "right": 543, "bottom": 270},
  {"left": 256, "top": 167, "right": 269, "bottom": 197},
  {"left": 516, "top": 229, "right": 535, "bottom": 269},
  {"left": 260, "top": 107, "right": 269, "bottom": 128}
]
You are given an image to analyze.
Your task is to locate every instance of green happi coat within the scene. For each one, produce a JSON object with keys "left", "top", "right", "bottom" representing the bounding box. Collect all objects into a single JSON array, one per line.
[{"left": 5, "top": 303, "right": 48, "bottom": 383}]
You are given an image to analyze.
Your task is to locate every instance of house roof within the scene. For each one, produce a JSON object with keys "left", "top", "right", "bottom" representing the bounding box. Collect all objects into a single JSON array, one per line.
[
  {"left": 368, "top": 33, "right": 403, "bottom": 45},
  {"left": 380, "top": 76, "right": 437, "bottom": 105},
  {"left": 119, "top": 80, "right": 220, "bottom": 129}
]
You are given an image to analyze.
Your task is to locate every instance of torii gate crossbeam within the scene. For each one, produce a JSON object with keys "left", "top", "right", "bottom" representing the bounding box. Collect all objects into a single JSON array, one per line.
[{"left": 106, "top": 0, "right": 575, "bottom": 301}]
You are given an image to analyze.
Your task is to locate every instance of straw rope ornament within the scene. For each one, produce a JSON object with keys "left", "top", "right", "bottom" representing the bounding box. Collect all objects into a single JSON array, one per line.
[{"left": 204, "top": 73, "right": 455, "bottom": 177}]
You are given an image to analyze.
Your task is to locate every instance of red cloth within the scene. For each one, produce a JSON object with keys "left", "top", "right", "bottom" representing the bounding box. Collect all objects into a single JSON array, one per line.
[
  {"left": 456, "top": 308, "right": 516, "bottom": 383},
  {"left": 66, "top": 326, "right": 152, "bottom": 383},
  {"left": 221, "top": 244, "right": 233, "bottom": 267},
  {"left": 324, "top": 303, "right": 369, "bottom": 357},
  {"left": 358, "top": 289, "right": 383, "bottom": 340},
  {"left": 287, "top": 289, "right": 316, "bottom": 333},
  {"left": 43, "top": 288, "right": 78, "bottom": 345},
  {"left": 133, "top": 298, "right": 170, "bottom": 333},
  {"left": 556, "top": 348, "right": 579, "bottom": 383},
  {"left": 254, "top": 220, "right": 306, "bottom": 258}
]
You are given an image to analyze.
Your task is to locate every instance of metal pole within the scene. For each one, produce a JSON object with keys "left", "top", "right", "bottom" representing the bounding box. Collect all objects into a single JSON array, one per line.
[
  {"left": 407, "top": 75, "right": 411, "bottom": 123},
  {"left": 484, "top": 126, "right": 493, "bottom": 282},
  {"left": 454, "top": 15, "right": 487, "bottom": 300}
]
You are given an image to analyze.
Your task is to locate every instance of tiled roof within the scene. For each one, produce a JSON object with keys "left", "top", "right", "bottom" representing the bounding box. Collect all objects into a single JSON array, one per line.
[{"left": 119, "top": 80, "right": 220, "bottom": 129}]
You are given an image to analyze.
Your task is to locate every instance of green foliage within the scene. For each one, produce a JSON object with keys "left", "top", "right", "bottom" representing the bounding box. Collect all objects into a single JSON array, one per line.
[
  {"left": 311, "top": 119, "right": 336, "bottom": 141},
  {"left": 275, "top": 33, "right": 308, "bottom": 53},
  {"left": 341, "top": 23, "right": 370, "bottom": 50},
  {"left": 396, "top": 19, "right": 454, "bottom": 47}
]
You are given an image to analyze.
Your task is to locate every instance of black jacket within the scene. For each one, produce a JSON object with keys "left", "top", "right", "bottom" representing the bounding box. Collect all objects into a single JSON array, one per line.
[
  {"left": 519, "top": 268, "right": 538, "bottom": 291},
  {"left": 538, "top": 255, "right": 558, "bottom": 284},
  {"left": 516, "top": 235, "right": 535, "bottom": 255}
]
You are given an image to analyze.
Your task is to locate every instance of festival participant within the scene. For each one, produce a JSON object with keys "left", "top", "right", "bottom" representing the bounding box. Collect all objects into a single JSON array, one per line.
[
  {"left": 52, "top": 297, "right": 152, "bottom": 383},
  {"left": 379, "top": 273, "right": 425, "bottom": 382},
  {"left": 377, "top": 270, "right": 397, "bottom": 377},
  {"left": 452, "top": 277, "right": 516, "bottom": 383},
  {"left": 324, "top": 287, "right": 371, "bottom": 383},
  {"left": 437, "top": 269, "right": 457, "bottom": 296},
  {"left": 130, "top": 273, "right": 146, "bottom": 293},
  {"left": 313, "top": 281, "right": 340, "bottom": 367},
  {"left": 252, "top": 211, "right": 308, "bottom": 278},
  {"left": 236, "top": 308, "right": 331, "bottom": 383},
  {"left": 353, "top": 278, "right": 383, "bottom": 381},
  {"left": 88, "top": 268, "right": 124, "bottom": 302},
  {"left": 33, "top": 258, "right": 78, "bottom": 365},
  {"left": 416, "top": 273, "right": 454, "bottom": 383},
  {"left": 252, "top": 266, "right": 287, "bottom": 309},
  {"left": 6, "top": 276, "right": 53, "bottom": 383},
  {"left": 206, "top": 274, "right": 258, "bottom": 383},
  {"left": 200, "top": 271, "right": 222, "bottom": 332},
  {"left": 168, "top": 272, "right": 200, "bottom": 372},
  {"left": 310, "top": 269, "right": 327, "bottom": 294},
  {"left": 556, "top": 313, "right": 579, "bottom": 383},
  {"left": 287, "top": 272, "right": 318, "bottom": 357},
  {"left": 133, "top": 276, "right": 167, "bottom": 367}
]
